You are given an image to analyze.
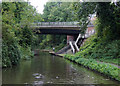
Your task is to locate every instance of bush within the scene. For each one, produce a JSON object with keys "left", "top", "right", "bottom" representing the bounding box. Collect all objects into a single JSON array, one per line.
[
  {"left": 54, "top": 43, "right": 66, "bottom": 52},
  {"left": 2, "top": 26, "right": 21, "bottom": 67},
  {"left": 18, "top": 46, "right": 34, "bottom": 60},
  {"left": 75, "top": 34, "right": 120, "bottom": 59}
]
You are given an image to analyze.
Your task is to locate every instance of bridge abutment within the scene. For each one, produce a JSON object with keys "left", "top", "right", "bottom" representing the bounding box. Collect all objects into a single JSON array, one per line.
[
  {"left": 67, "top": 35, "right": 79, "bottom": 44},
  {"left": 67, "top": 35, "right": 74, "bottom": 45}
]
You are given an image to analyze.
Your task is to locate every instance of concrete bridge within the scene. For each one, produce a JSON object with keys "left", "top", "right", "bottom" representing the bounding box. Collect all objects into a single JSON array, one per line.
[
  {"left": 31, "top": 22, "right": 81, "bottom": 35},
  {"left": 31, "top": 22, "right": 95, "bottom": 54}
]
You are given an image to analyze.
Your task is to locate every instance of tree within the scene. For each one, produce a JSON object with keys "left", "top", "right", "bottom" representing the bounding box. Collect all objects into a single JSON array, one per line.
[
  {"left": 43, "top": 2, "right": 76, "bottom": 22},
  {"left": 96, "top": 2, "right": 120, "bottom": 40},
  {"left": 2, "top": 1, "right": 44, "bottom": 67},
  {"left": 73, "top": 2, "right": 96, "bottom": 34}
]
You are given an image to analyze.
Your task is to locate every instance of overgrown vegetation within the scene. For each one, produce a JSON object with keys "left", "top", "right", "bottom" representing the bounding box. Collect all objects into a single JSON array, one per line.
[
  {"left": 39, "top": 34, "right": 66, "bottom": 52},
  {"left": 64, "top": 54, "right": 120, "bottom": 81},
  {"left": 2, "top": 2, "right": 43, "bottom": 67},
  {"left": 74, "top": 3, "right": 120, "bottom": 64},
  {"left": 75, "top": 34, "right": 120, "bottom": 65}
]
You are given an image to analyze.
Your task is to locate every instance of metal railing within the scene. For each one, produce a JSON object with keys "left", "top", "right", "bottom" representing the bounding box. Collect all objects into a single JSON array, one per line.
[
  {"left": 31, "top": 22, "right": 80, "bottom": 26},
  {"left": 69, "top": 41, "right": 75, "bottom": 54}
]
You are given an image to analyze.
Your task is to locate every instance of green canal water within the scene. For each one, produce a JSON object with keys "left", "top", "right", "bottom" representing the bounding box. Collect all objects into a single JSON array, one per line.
[{"left": 2, "top": 52, "right": 119, "bottom": 85}]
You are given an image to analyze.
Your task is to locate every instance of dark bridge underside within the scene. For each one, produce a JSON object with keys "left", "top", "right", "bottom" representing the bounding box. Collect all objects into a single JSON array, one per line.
[{"left": 34, "top": 29, "right": 81, "bottom": 35}]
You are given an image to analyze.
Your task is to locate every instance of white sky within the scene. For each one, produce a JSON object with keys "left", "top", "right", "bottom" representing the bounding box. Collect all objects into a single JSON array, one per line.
[{"left": 28, "top": 0, "right": 48, "bottom": 14}]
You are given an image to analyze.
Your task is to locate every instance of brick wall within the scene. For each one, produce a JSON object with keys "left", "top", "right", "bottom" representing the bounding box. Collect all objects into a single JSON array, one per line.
[{"left": 67, "top": 35, "right": 74, "bottom": 44}]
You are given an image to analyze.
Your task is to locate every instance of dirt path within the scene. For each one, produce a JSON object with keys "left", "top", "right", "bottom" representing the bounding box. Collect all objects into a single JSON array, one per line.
[{"left": 96, "top": 61, "right": 120, "bottom": 69}]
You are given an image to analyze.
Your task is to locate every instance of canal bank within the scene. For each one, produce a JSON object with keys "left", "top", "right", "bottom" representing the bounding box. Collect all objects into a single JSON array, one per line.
[
  {"left": 42, "top": 50, "right": 120, "bottom": 82},
  {"left": 64, "top": 54, "right": 120, "bottom": 82},
  {"left": 41, "top": 49, "right": 64, "bottom": 57},
  {"left": 2, "top": 51, "right": 119, "bottom": 85}
]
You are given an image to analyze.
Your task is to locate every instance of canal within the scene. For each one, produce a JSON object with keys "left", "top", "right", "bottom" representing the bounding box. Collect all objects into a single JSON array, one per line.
[{"left": 2, "top": 51, "right": 119, "bottom": 85}]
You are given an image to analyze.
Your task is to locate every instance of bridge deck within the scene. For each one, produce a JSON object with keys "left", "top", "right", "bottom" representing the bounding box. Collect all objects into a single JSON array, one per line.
[{"left": 32, "top": 22, "right": 94, "bottom": 35}]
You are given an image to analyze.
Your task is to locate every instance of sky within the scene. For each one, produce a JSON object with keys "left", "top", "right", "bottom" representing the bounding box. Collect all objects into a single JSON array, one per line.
[{"left": 28, "top": 0, "right": 48, "bottom": 14}]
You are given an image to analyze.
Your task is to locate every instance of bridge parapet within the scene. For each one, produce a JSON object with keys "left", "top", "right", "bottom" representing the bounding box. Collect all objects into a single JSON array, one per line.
[{"left": 32, "top": 22, "right": 80, "bottom": 27}]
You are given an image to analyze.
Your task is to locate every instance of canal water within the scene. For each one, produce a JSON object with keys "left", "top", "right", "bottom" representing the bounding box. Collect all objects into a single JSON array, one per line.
[{"left": 2, "top": 52, "right": 119, "bottom": 85}]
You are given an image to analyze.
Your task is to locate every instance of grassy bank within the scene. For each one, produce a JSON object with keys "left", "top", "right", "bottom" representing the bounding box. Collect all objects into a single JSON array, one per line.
[{"left": 64, "top": 54, "right": 120, "bottom": 81}]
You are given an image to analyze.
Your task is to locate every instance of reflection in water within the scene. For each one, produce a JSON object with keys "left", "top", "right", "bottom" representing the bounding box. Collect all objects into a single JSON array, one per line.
[
  {"left": 2, "top": 52, "right": 119, "bottom": 85},
  {"left": 52, "top": 55, "right": 55, "bottom": 63}
]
